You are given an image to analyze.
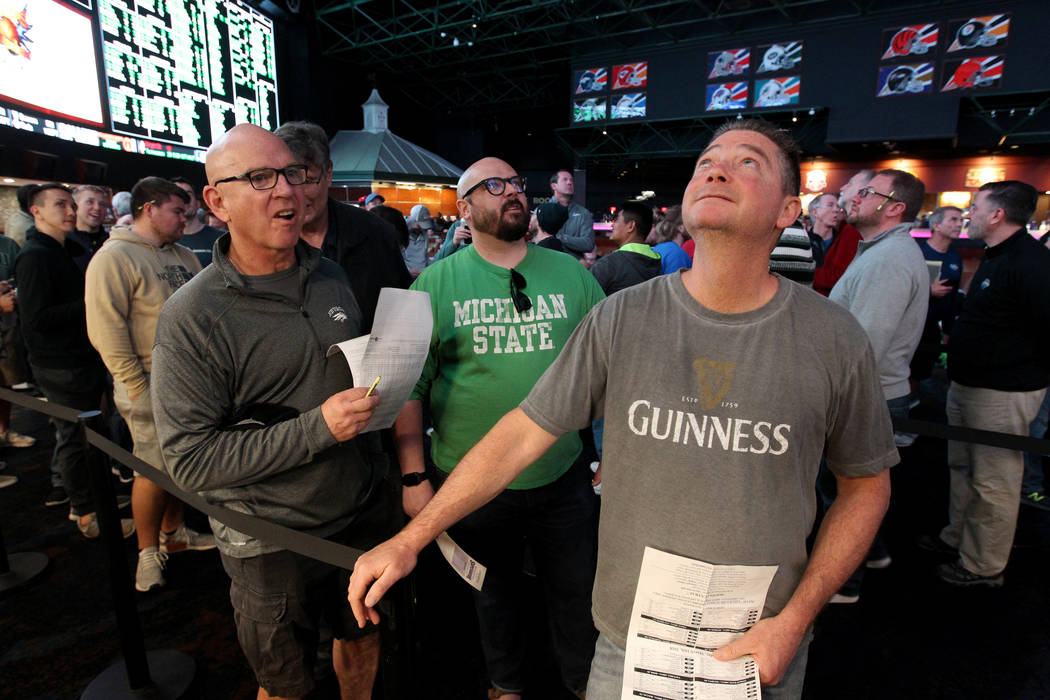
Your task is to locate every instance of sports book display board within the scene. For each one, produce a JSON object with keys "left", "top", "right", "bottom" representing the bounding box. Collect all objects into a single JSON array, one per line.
[
  {"left": 0, "top": 0, "right": 280, "bottom": 163},
  {"left": 876, "top": 12, "right": 1009, "bottom": 97}
]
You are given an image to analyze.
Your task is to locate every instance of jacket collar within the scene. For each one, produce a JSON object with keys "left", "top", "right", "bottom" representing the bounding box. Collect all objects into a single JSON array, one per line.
[{"left": 213, "top": 232, "right": 320, "bottom": 295}]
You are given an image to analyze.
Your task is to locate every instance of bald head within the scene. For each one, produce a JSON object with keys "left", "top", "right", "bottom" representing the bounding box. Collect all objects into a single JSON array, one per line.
[
  {"left": 457, "top": 157, "right": 515, "bottom": 199},
  {"left": 205, "top": 124, "right": 292, "bottom": 185}
]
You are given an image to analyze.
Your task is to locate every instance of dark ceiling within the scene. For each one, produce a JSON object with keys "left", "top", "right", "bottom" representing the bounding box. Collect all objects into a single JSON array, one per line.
[{"left": 294, "top": 0, "right": 1049, "bottom": 193}]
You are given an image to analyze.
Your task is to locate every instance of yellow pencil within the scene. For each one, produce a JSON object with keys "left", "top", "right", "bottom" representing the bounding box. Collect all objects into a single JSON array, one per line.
[{"left": 365, "top": 376, "right": 381, "bottom": 397}]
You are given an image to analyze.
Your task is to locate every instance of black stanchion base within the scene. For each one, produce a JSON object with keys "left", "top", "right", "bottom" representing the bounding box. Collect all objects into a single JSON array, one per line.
[
  {"left": 0, "top": 551, "right": 49, "bottom": 593},
  {"left": 82, "top": 649, "right": 195, "bottom": 700}
]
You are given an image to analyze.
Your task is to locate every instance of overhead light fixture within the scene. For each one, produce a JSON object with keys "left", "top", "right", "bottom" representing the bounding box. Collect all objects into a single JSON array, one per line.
[
  {"left": 1030, "top": 107, "right": 1037, "bottom": 116},
  {"left": 1010, "top": 108, "right": 1016, "bottom": 117},
  {"left": 736, "top": 113, "right": 743, "bottom": 120},
  {"left": 602, "top": 129, "right": 607, "bottom": 135},
  {"left": 2, "top": 178, "right": 14, "bottom": 183},
  {"left": 808, "top": 107, "right": 815, "bottom": 116},
  {"left": 791, "top": 113, "right": 797, "bottom": 122},
  {"left": 440, "top": 31, "right": 446, "bottom": 37},
  {"left": 452, "top": 37, "right": 460, "bottom": 46},
  {"left": 990, "top": 110, "right": 996, "bottom": 117}
]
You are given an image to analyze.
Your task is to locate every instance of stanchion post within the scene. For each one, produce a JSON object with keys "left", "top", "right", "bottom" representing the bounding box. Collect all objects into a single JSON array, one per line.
[{"left": 79, "top": 409, "right": 152, "bottom": 691}]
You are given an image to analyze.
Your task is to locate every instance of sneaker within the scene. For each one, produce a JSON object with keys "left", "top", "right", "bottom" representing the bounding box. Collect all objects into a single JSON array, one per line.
[
  {"left": 893, "top": 431, "right": 918, "bottom": 447},
  {"left": 937, "top": 561, "right": 1004, "bottom": 588},
  {"left": 829, "top": 592, "right": 860, "bottom": 604},
  {"left": 45, "top": 486, "right": 70, "bottom": 507},
  {"left": 69, "top": 495, "right": 130, "bottom": 522},
  {"left": 866, "top": 555, "right": 892, "bottom": 569},
  {"left": 111, "top": 464, "right": 135, "bottom": 484},
  {"left": 160, "top": 524, "right": 217, "bottom": 553},
  {"left": 0, "top": 430, "right": 36, "bottom": 448},
  {"left": 1021, "top": 491, "right": 1050, "bottom": 511},
  {"left": 135, "top": 547, "right": 168, "bottom": 592},
  {"left": 917, "top": 534, "right": 958, "bottom": 558},
  {"left": 75, "top": 494, "right": 130, "bottom": 517},
  {"left": 0, "top": 474, "right": 17, "bottom": 489},
  {"left": 77, "top": 513, "right": 136, "bottom": 539}
]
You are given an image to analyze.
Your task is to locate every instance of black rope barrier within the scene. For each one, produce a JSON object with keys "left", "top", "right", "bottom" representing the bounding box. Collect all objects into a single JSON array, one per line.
[{"left": 0, "top": 386, "right": 367, "bottom": 570}]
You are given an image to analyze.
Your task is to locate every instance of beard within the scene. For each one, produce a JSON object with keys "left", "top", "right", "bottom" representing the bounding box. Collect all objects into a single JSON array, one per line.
[
  {"left": 846, "top": 206, "right": 878, "bottom": 230},
  {"left": 474, "top": 201, "right": 529, "bottom": 242}
]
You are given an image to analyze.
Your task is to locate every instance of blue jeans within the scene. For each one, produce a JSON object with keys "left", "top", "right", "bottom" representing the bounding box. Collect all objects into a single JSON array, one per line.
[
  {"left": 586, "top": 631, "right": 812, "bottom": 700},
  {"left": 1022, "top": 389, "right": 1050, "bottom": 495},
  {"left": 435, "top": 460, "right": 599, "bottom": 695}
]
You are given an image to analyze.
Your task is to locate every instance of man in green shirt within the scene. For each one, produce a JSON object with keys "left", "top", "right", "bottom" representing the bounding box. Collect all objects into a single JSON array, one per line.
[{"left": 393, "top": 157, "right": 605, "bottom": 700}]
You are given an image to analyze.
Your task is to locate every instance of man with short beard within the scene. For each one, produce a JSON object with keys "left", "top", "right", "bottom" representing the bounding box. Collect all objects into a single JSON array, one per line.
[{"left": 390, "top": 157, "right": 605, "bottom": 700}]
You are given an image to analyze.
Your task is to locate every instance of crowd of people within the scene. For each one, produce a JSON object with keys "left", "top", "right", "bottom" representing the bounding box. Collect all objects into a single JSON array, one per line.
[{"left": 1, "top": 117, "right": 1049, "bottom": 700}]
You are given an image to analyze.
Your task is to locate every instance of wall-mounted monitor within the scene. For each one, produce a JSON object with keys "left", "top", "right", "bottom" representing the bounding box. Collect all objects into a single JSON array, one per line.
[
  {"left": 610, "top": 93, "right": 646, "bottom": 120},
  {"left": 705, "top": 83, "right": 747, "bottom": 111},
  {"left": 0, "top": 0, "right": 104, "bottom": 126},
  {"left": 573, "top": 97, "right": 606, "bottom": 122}
]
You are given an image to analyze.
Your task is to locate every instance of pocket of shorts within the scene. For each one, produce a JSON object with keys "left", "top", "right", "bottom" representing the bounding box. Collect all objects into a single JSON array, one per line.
[{"left": 230, "top": 580, "right": 287, "bottom": 624}]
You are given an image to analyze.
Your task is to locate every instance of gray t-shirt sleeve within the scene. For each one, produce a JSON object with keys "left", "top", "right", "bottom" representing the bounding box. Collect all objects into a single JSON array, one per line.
[
  {"left": 520, "top": 302, "right": 610, "bottom": 434},
  {"left": 825, "top": 336, "right": 899, "bottom": 477}
]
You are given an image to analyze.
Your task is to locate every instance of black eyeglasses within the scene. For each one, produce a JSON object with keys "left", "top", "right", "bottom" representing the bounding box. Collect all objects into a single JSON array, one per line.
[
  {"left": 858, "top": 187, "right": 898, "bottom": 202},
  {"left": 509, "top": 268, "right": 531, "bottom": 313},
  {"left": 213, "top": 165, "right": 309, "bottom": 190},
  {"left": 463, "top": 176, "right": 527, "bottom": 198}
]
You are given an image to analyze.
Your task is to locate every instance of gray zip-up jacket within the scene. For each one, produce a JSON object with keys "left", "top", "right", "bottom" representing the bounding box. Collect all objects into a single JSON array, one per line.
[
  {"left": 829, "top": 222, "right": 929, "bottom": 401},
  {"left": 151, "top": 235, "right": 385, "bottom": 557}
]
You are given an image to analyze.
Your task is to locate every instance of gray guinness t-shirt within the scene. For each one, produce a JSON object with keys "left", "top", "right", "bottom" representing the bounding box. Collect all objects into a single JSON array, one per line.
[{"left": 520, "top": 272, "right": 897, "bottom": 649}]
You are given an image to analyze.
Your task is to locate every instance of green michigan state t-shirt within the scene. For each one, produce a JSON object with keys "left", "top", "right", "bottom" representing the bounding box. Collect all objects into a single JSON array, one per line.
[{"left": 411, "top": 244, "right": 605, "bottom": 489}]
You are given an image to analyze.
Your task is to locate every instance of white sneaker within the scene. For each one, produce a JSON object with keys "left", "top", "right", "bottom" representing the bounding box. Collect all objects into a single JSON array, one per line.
[
  {"left": 136, "top": 546, "right": 168, "bottom": 592},
  {"left": 77, "top": 513, "right": 136, "bottom": 539},
  {"left": 160, "top": 524, "right": 217, "bottom": 553}
]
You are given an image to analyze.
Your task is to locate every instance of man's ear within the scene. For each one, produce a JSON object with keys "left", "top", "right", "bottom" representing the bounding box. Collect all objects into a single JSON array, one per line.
[
  {"left": 456, "top": 198, "right": 470, "bottom": 223},
  {"left": 776, "top": 196, "right": 803, "bottom": 230},
  {"left": 202, "top": 186, "right": 231, "bottom": 224}
]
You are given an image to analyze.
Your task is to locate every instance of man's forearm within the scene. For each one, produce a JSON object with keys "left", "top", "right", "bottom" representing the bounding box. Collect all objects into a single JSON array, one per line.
[
  {"left": 779, "top": 470, "right": 890, "bottom": 630},
  {"left": 394, "top": 400, "right": 426, "bottom": 476},
  {"left": 394, "top": 407, "right": 557, "bottom": 552}
]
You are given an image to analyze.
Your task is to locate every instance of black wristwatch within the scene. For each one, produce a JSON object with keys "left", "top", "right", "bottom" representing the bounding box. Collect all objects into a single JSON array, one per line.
[{"left": 401, "top": 472, "right": 428, "bottom": 487}]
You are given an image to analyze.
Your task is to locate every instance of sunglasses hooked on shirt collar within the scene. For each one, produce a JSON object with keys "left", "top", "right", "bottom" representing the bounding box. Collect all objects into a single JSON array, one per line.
[{"left": 509, "top": 268, "right": 531, "bottom": 314}]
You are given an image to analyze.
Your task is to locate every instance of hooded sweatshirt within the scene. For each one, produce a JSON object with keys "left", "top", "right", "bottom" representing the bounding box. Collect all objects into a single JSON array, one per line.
[
  {"left": 150, "top": 236, "right": 385, "bottom": 557},
  {"left": 85, "top": 226, "right": 201, "bottom": 397}
]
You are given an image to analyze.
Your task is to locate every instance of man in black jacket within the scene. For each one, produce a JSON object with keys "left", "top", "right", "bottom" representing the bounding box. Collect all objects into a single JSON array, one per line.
[
  {"left": 15, "top": 184, "right": 134, "bottom": 539},
  {"left": 932, "top": 180, "right": 1050, "bottom": 588},
  {"left": 275, "top": 121, "right": 411, "bottom": 333},
  {"left": 589, "top": 200, "right": 661, "bottom": 296}
]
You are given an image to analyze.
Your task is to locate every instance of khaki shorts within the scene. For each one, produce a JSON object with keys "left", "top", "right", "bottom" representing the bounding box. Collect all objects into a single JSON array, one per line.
[
  {"left": 219, "top": 488, "right": 394, "bottom": 697},
  {"left": 112, "top": 380, "right": 164, "bottom": 472}
]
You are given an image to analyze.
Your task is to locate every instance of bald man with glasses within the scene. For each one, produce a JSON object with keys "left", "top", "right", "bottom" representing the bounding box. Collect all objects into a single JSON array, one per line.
[
  {"left": 151, "top": 124, "right": 395, "bottom": 700},
  {"left": 389, "top": 157, "right": 605, "bottom": 700}
]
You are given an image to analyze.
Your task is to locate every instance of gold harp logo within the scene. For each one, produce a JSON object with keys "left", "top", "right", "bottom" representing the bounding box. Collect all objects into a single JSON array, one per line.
[{"left": 693, "top": 359, "right": 734, "bottom": 409}]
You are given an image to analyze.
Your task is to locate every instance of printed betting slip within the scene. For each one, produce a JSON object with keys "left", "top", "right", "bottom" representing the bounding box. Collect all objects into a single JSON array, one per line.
[
  {"left": 327, "top": 287, "right": 433, "bottom": 432},
  {"left": 622, "top": 547, "right": 778, "bottom": 700}
]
